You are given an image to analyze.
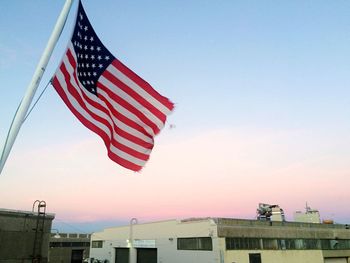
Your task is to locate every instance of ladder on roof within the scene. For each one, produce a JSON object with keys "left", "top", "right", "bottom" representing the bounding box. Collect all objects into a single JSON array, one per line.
[{"left": 31, "top": 200, "right": 47, "bottom": 263}]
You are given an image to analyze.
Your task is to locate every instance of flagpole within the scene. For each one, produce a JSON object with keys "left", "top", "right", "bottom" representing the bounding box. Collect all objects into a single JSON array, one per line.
[{"left": 0, "top": 0, "right": 74, "bottom": 175}]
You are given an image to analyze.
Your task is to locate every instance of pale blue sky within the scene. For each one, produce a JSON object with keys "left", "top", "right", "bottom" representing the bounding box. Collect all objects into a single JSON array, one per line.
[{"left": 1, "top": 1, "right": 350, "bottom": 231}]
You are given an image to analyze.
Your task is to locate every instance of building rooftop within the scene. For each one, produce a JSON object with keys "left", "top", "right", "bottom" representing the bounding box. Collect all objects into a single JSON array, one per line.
[
  {"left": 0, "top": 208, "right": 55, "bottom": 218},
  {"left": 215, "top": 217, "right": 350, "bottom": 229}
]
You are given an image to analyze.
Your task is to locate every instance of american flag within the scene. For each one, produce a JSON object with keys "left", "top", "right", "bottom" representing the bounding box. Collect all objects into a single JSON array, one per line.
[{"left": 52, "top": 1, "right": 174, "bottom": 171}]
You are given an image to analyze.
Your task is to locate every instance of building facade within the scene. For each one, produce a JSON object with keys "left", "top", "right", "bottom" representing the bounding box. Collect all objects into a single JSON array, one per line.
[
  {"left": 90, "top": 218, "right": 350, "bottom": 263},
  {"left": 49, "top": 233, "right": 91, "bottom": 263},
  {"left": 0, "top": 208, "right": 55, "bottom": 263}
]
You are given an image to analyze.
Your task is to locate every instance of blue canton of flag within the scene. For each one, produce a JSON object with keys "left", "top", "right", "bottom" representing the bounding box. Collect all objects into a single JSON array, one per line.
[{"left": 71, "top": 7, "right": 114, "bottom": 96}]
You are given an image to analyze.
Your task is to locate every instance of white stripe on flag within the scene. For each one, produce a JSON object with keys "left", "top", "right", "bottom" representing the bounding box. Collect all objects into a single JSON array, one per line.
[
  {"left": 99, "top": 74, "right": 164, "bottom": 131},
  {"left": 107, "top": 64, "right": 172, "bottom": 115},
  {"left": 56, "top": 55, "right": 147, "bottom": 166},
  {"left": 64, "top": 49, "right": 154, "bottom": 144}
]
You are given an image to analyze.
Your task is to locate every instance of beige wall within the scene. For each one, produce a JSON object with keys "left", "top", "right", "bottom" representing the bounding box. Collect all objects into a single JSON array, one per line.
[
  {"left": 225, "top": 250, "right": 324, "bottom": 263},
  {"left": 323, "top": 250, "right": 350, "bottom": 263},
  {"left": 93, "top": 219, "right": 217, "bottom": 240},
  {"left": 90, "top": 219, "right": 219, "bottom": 263},
  {"left": 90, "top": 218, "right": 350, "bottom": 263}
]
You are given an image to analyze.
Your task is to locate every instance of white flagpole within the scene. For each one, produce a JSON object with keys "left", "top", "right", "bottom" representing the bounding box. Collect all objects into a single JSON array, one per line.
[{"left": 0, "top": 0, "right": 74, "bottom": 175}]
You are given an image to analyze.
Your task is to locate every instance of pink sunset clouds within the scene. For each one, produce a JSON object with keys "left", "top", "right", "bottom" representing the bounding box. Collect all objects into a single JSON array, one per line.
[{"left": 0, "top": 127, "right": 349, "bottom": 223}]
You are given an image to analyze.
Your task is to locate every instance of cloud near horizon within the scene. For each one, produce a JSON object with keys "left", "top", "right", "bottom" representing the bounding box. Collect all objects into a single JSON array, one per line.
[{"left": 1, "top": 127, "right": 349, "bottom": 224}]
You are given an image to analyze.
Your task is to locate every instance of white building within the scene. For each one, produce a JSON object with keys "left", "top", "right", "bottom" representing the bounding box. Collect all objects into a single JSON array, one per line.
[
  {"left": 90, "top": 217, "right": 350, "bottom": 263},
  {"left": 294, "top": 204, "right": 321, "bottom": 224}
]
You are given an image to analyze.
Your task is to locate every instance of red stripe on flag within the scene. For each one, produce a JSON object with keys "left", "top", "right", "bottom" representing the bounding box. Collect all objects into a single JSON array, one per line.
[
  {"left": 96, "top": 91, "right": 154, "bottom": 149},
  {"left": 59, "top": 61, "right": 150, "bottom": 161},
  {"left": 52, "top": 76, "right": 143, "bottom": 171},
  {"left": 65, "top": 50, "right": 153, "bottom": 149},
  {"left": 97, "top": 79, "right": 160, "bottom": 135},
  {"left": 112, "top": 59, "right": 174, "bottom": 111},
  {"left": 103, "top": 66, "right": 167, "bottom": 123}
]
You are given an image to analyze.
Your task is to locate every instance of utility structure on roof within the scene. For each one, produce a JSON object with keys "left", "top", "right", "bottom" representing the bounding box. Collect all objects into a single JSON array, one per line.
[
  {"left": 294, "top": 202, "right": 322, "bottom": 224},
  {"left": 256, "top": 203, "right": 286, "bottom": 222}
]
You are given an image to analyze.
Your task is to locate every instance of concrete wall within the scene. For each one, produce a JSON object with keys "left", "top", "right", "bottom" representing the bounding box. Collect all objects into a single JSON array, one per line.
[
  {"left": 0, "top": 209, "right": 54, "bottom": 263},
  {"left": 216, "top": 218, "right": 350, "bottom": 239},
  {"left": 216, "top": 218, "right": 350, "bottom": 263},
  {"left": 323, "top": 250, "right": 350, "bottom": 262}
]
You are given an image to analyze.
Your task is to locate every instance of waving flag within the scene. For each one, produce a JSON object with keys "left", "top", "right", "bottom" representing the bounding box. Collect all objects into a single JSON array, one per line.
[{"left": 52, "top": 1, "right": 174, "bottom": 171}]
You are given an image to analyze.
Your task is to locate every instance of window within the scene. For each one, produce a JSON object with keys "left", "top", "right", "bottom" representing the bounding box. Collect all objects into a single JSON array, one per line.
[
  {"left": 71, "top": 242, "right": 90, "bottom": 247},
  {"left": 177, "top": 237, "right": 212, "bottom": 250},
  {"left": 262, "top": 239, "right": 278, "bottom": 250},
  {"left": 321, "top": 239, "right": 331, "bottom": 250},
  {"left": 249, "top": 253, "right": 261, "bottom": 263},
  {"left": 294, "top": 239, "right": 305, "bottom": 249},
  {"left": 50, "top": 242, "right": 61, "bottom": 247},
  {"left": 226, "top": 238, "right": 350, "bottom": 251},
  {"left": 338, "top": 239, "right": 350, "bottom": 249},
  {"left": 91, "top": 240, "right": 103, "bottom": 248},
  {"left": 62, "top": 242, "right": 72, "bottom": 247},
  {"left": 247, "top": 238, "right": 261, "bottom": 249},
  {"left": 283, "top": 239, "right": 296, "bottom": 250},
  {"left": 321, "top": 239, "right": 350, "bottom": 250},
  {"left": 304, "top": 239, "right": 320, "bottom": 249},
  {"left": 278, "top": 239, "right": 286, "bottom": 250},
  {"left": 226, "top": 238, "right": 261, "bottom": 250},
  {"left": 49, "top": 241, "right": 91, "bottom": 248}
]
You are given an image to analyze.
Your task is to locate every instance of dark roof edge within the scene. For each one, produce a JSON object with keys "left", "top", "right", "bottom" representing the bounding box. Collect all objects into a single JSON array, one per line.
[{"left": 0, "top": 208, "right": 55, "bottom": 219}]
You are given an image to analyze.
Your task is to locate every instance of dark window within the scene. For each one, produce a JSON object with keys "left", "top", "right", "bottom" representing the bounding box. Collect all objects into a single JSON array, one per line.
[
  {"left": 262, "top": 239, "right": 278, "bottom": 249},
  {"left": 62, "top": 242, "right": 72, "bottom": 247},
  {"left": 50, "top": 241, "right": 91, "bottom": 248},
  {"left": 246, "top": 238, "right": 261, "bottom": 249},
  {"left": 321, "top": 239, "right": 350, "bottom": 250},
  {"left": 50, "top": 242, "right": 61, "bottom": 247},
  {"left": 177, "top": 237, "right": 212, "bottom": 251},
  {"left": 91, "top": 240, "right": 103, "bottom": 248},
  {"left": 294, "top": 239, "right": 305, "bottom": 249},
  {"left": 249, "top": 253, "right": 261, "bottom": 263},
  {"left": 304, "top": 239, "right": 320, "bottom": 249},
  {"left": 71, "top": 242, "right": 90, "bottom": 247},
  {"left": 226, "top": 238, "right": 261, "bottom": 250},
  {"left": 338, "top": 239, "right": 350, "bottom": 249},
  {"left": 277, "top": 239, "right": 286, "bottom": 250},
  {"left": 283, "top": 239, "right": 296, "bottom": 250},
  {"left": 226, "top": 238, "right": 350, "bottom": 251}
]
